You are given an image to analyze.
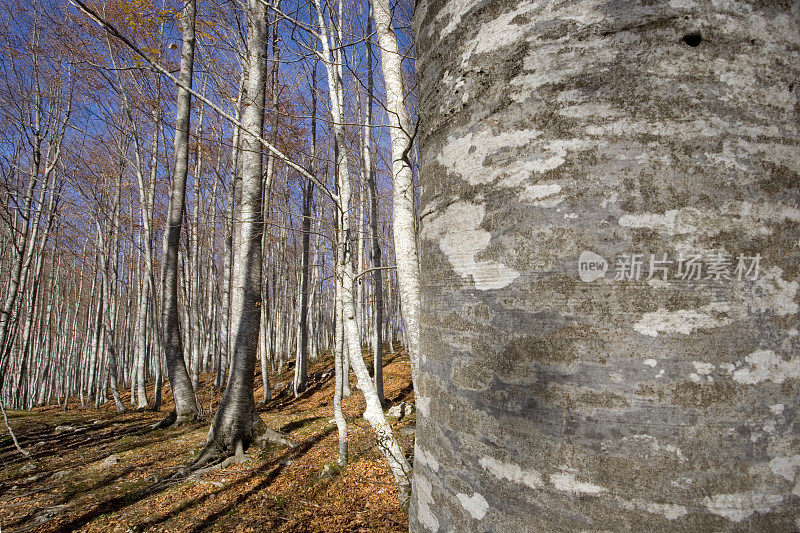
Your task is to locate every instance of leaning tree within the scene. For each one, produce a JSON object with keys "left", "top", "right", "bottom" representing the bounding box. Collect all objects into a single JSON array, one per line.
[{"left": 411, "top": 1, "right": 799, "bottom": 530}]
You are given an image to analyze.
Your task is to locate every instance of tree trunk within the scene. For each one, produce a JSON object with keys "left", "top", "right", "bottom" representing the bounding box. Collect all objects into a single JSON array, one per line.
[
  {"left": 199, "top": 0, "right": 269, "bottom": 459},
  {"left": 294, "top": 180, "right": 313, "bottom": 396},
  {"left": 333, "top": 243, "right": 347, "bottom": 466},
  {"left": 97, "top": 151, "right": 126, "bottom": 414},
  {"left": 363, "top": 17, "right": 384, "bottom": 402},
  {"left": 316, "top": 0, "right": 411, "bottom": 504},
  {"left": 410, "top": 1, "right": 800, "bottom": 530},
  {"left": 159, "top": 0, "right": 199, "bottom": 425},
  {"left": 218, "top": 67, "right": 246, "bottom": 390},
  {"left": 190, "top": 104, "right": 205, "bottom": 392},
  {"left": 371, "top": 0, "right": 421, "bottom": 384}
]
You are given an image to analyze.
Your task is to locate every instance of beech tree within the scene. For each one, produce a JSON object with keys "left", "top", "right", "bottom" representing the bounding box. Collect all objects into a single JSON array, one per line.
[
  {"left": 410, "top": 0, "right": 800, "bottom": 530},
  {"left": 3, "top": 0, "right": 421, "bottom": 507},
  {"left": 314, "top": 0, "right": 412, "bottom": 502},
  {"left": 371, "top": 0, "right": 421, "bottom": 383},
  {"left": 158, "top": 0, "right": 199, "bottom": 426},
  {"left": 194, "top": 0, "right": 272, "bottom": 461},
  {"left": 0, "top": 1, "right": 72, "bottom": 405}
]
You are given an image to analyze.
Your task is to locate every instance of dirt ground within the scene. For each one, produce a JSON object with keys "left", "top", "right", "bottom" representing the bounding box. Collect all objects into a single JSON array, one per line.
[{"left": 0, "top": 350, "right": 415, "bottom": 532}]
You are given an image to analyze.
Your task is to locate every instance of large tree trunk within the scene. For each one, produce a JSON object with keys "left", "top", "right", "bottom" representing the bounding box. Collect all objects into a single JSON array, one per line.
[
  {"left": 199, "top": 0, "right": 270, "bottom": 459},
  {"left": 159, "top": 0, "right": 199, "bottom": 425},
  {"left": 411, "top": 1, "right": 800, "bottom": 531}
]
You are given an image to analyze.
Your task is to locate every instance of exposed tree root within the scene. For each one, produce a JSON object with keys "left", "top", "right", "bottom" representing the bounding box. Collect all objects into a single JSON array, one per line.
[
  {"left": 171, "top": 413, "right": 294, "bottom": 481},
  {"left": 251, "top": 414, "right": 295, "bottom": 449},
  {"left": 151, "top": 409, "right": 200, "bottom": 429},
  {"left": 151, "top": 410, "right": 176, "bottom": 429}
]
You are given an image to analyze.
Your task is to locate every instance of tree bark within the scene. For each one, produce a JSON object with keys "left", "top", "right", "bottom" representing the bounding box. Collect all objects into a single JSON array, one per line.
[
  {"left": 371, "top": 0, "right": 421, "bottom": 384},
  {"left": 189, "top": 100, "right": 205, "bottom": 392},
  {"left": 199, "top": 0, "right": 270, "bottom": 459},
  {"left": 159, "top": 0, "right": 199, "bottom": 425},
  {"left": 333, "top": 236, "right": 348, "bottom": 466},
  {"left": 411, "top": 1, "right": 800, "bottom": 530}
]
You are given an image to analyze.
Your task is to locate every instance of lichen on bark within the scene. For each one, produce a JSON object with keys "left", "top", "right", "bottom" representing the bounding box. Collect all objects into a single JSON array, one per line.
[{"left": 411, "top": 1, "right": 800, "bottom": 531}]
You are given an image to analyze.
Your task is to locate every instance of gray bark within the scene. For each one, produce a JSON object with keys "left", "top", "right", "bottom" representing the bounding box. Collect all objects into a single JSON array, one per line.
[
  {"left": 190, "top": 102, "right": 205, "bottom": 392},
  {"left": 201, "top": 0, "right": 270, "bottom": 457},
  {"left": 333, "top": 239, "right": 348, "bottom": 466},
  {"left": 160, "top": 0, "right": 199, "bottom": 424},
  {"left": 218, "top": 67, "right": 246, "bottom": 390},
  {"left": 410, "top": 1, "right": 800, "bottom": 530},
  {"left": 96, "top": 149, "right": 126, "bottom": 414}
]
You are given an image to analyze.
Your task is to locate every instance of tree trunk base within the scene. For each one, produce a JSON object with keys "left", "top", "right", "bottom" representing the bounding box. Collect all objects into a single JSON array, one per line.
[
  {"left": 151, "top": 410, "right": 176, "bottom": 429},
  {"left": 151, "top": 409, "right": 198, "bottom": 429},
  {"left": 179, "top": 412, "right": 294, "bottom": 477}
]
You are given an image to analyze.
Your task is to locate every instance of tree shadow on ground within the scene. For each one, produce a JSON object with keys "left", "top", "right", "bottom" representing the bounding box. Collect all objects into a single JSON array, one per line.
[
  {"left": 279, "top": 416, "right": 326, "bottom": 433},
  {"left": 27, "top": 425, "right": 333, "bottom": 532},
  {"left": 0, "top": 416, "right": 159, "bottom": 473},
  {"left": 0, "top": 414, "right": 200, "bottom": 533},
  {"left": 0, "top": 420, "right": 188, "bottom": 498},
  {"left": 184, "top": 425, "right": 336, "bottom": 533}
]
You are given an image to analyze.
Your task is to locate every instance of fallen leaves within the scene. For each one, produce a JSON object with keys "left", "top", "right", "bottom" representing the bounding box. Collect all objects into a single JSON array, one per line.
[{"left": 0, "top": 348, "right": 414, "bottom": 532}]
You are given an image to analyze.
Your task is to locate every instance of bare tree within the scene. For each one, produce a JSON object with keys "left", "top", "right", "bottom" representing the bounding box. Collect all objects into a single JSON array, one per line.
[
  {"left": 362, "top": 10, "right": 384, "bottom": 401},
  {"left": 158, "top": 0, "right": 199, "bottom": 426},
  {"left": 195, "top": 0, "right": 275, "bottom": 462},
  {"left": 371, "top": 0, "right": 421, "bottom": 383},
  {"left": 315, "top": 0, "right": 412, "bottom": 504}
]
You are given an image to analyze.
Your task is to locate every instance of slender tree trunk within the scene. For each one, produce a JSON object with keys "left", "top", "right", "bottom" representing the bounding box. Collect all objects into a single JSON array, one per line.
[
  {"left": 333, "top": 250, "right": 347, "bottom": 466},
  {"left": 96, "top": 151, "right": 126, "bottom": 413},
  {"left": 371, "top": 0, "right": 421, "bottom": 384},
  {"left": 315, "top": 0, "right": 411, "bottom": 504},
  {"left": 190, "top": 98, "right": 205, "bottom": 391},
  {"left": 201, "top": 170, "right": 219, "bottom": 375},
  {"left": 363, "top": 20, "right": 384, "bottom": 402},
  {"left": 218, "top": 68, "right": 246, "bottom": 390},
  {"left": 258, "top": 0, "right": 283, "bottom": 404},
  {"left": 134, "top": 263, "right": 150, "bottom": 409},
  {"left": 294, "top": 181, "right": 313, "bottom": 396},
  {"left": 141, "top": 111, "right": 161, "bottom": 410},
  {"left": 87, "top": 258, "right": 102, "bottom": 404},
  {"left": 159, "top": 0, "right": 199, "bottom": 425},
  {"left": 100, "top": 280, "right": 125, "bottom": 413}
]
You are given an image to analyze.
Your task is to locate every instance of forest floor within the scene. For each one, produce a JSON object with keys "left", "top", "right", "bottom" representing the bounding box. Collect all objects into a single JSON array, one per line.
[{"left": 0, "top": 349, "right": 415, "bottom": 532}]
